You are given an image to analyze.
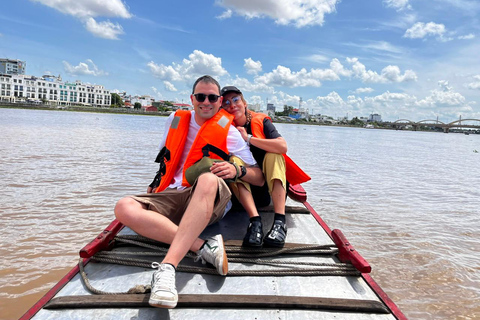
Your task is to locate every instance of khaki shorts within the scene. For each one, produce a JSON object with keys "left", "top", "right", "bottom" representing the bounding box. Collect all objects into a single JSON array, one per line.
[{"left": 130, "top": 174, "right": 231, "bottom": 226}]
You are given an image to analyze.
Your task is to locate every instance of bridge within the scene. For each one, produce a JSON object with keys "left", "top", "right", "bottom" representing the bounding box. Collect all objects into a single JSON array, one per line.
[{"left": 392, "top": 118, "right": 480, "bottom": 133}]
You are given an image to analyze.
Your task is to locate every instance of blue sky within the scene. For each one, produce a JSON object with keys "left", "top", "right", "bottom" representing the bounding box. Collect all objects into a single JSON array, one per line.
[{"left": 1, "top": 0, "right": 480, "bottom": 121}]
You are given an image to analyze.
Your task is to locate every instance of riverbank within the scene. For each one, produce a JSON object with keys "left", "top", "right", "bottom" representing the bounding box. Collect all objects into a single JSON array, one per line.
[
  {"left": 0, "top": 103, "right": 379, "bottom": 129},
  {"left": 3, "top": 103, "right": 478, "bottom": 133},
  {"left": 0, "top": 103, "right": 171, "bottom": 117}
]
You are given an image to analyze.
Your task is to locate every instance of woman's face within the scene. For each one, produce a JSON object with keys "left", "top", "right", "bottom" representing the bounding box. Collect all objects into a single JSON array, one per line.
[{"left": 222, "top": 92, "right": 246, "bottom": 125}]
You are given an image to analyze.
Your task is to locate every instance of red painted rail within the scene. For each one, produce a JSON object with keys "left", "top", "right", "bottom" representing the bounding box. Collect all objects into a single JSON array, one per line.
[{"left": 79, "top": 219, "right": 124, "bottom": 258}]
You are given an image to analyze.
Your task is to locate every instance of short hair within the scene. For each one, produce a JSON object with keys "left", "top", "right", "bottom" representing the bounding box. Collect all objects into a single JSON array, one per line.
[{"left": 192, "top": 75, "right": 221, "bottom": 94}]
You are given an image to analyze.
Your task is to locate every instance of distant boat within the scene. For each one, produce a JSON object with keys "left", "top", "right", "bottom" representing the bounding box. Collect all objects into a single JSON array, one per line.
[{"left": 364, "top": 124, "right": 374, "bottom": 129}]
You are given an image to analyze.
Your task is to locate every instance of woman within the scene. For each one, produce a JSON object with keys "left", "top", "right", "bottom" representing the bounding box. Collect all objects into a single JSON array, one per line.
[{"left": 220, "top": 86, "right": 309, "bottom": 247}]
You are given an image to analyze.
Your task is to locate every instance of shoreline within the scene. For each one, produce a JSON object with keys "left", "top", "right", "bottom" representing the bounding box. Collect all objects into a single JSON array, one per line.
[{"left": 2, "top": 104, "right": 475, "bottom": 133}]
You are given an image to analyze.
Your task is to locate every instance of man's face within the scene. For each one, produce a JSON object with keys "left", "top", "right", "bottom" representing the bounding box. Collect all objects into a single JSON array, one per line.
[{"left": 191, "top": 81, "right": 223, "bottom": 125}]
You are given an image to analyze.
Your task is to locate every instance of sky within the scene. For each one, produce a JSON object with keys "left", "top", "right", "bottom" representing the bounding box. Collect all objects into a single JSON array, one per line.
[{"left": 1, "top": 0, "right": 480, "bottom": 122}]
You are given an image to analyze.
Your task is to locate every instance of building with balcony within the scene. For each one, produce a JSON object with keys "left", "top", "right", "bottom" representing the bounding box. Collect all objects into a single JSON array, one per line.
[{"left": 0, "top": 74, "right": 111, "bottom": 107}]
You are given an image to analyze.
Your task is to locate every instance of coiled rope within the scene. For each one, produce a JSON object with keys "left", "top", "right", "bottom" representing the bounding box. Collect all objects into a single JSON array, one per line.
[{"left": 79, "top": 234, "right": 360, "bottom": 295}]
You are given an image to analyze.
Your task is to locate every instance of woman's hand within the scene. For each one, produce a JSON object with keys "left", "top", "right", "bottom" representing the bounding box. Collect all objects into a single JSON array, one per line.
[{"left": 236, "top": 126, "right": 248, "bottom": 141}]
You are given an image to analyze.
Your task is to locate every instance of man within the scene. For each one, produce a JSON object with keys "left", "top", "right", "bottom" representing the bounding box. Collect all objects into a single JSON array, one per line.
[{"left": 114, "top": 75, "right": 264, "bottom": 309}]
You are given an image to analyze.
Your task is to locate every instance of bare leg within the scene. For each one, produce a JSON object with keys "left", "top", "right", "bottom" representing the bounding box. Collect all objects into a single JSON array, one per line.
[
  {"left": 235, "top": 183, "right": 260, "bottom": 218},
  {"left": 114, "top": 177, "right": 217, "bottom": 262},
  {"left": 271, "top": 179, "right": 286, "bottom": 215},
  {"left": 162, "top": 173, "right": 219, "bottom": 267}
]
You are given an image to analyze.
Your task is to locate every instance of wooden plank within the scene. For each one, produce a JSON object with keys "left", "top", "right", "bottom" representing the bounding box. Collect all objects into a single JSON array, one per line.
[
  {"left": 224, "top": 239, "right": 332, "bottom": 249},
  {"left": 257, "top": 205, "right": 310, "bottom": 214},
  {"left": 45, "top": 294, "right": 390, "bottom": 314}
]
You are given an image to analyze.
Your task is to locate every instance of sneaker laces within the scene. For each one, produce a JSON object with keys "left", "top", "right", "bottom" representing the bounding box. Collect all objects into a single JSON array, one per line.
[
  {"left": 194, "top": 246, "right": 211, "bottom": 265},
  {"left": 194, "top": 236, "right": 219, "bottom": 265},
  {"left": 151, "top": 262, "right": 175, "bottom": 292}
]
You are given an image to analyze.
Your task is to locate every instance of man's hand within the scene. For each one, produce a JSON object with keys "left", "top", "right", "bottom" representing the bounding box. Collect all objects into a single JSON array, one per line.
[
  {"left": 147, "top": 186, "right": 153, "bottom": 193},
  {"left": 210, "top": 161, "right": 237, "bottom": 180}
]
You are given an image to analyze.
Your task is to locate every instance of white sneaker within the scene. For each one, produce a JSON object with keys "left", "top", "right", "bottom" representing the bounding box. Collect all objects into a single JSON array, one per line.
[
  {"left": 149, "top": 262, "right": 177, "bottom": 308},
  {"left": 195, "top": 234, "right": 228, "bottom": 275}
]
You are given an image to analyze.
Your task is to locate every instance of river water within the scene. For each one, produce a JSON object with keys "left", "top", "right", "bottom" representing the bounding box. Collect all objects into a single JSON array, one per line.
[{"left": 0, "top": 108, "right": 479, "bottom": 319}]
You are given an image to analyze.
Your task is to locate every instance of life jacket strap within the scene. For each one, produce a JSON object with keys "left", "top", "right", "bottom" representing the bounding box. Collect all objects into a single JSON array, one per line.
[
  {"left": 201, "top": 144, "right": 231, "bottom": 161},
  {"left": 149, "top": 146, "right": 171, "bottom": 189}
]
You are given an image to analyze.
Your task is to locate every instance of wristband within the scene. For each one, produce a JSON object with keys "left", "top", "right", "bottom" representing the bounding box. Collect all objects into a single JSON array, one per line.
[
  {"left": 239, "top": 166, "right": 247, "bottom": 179},
  {"left": 247, "top": 134, "right": 252, "bottom": 145}
]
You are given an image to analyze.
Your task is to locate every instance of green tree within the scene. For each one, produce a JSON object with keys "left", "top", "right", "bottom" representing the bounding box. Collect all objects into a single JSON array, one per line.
[
  {"left": 134, "top": 102, "right": 142, "bottom": 109},
  {"left": 349, "top": 117, "right": 365, "bottom": 126},
  {"left": 275, "top": 105, "right": 294, "bottom": 116},
  {"left": 111, "top": 93, "right": 124, "bottom": 108}
]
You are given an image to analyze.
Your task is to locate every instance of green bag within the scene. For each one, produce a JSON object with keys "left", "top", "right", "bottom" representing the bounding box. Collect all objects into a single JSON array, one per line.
[
  {"left": 185, "top": 157, "right": 239, "bottom": 185},
  {"left": 185, "top": 157, "right": 223, "bottom": 185}
]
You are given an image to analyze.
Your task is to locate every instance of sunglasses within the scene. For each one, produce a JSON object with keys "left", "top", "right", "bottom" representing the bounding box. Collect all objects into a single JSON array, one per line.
[
  {"left": 193, "top": 93, "right": 221, "bottom": 103},
  {"left": 222, "top": 96, "right": 242, "bottom": 107}
]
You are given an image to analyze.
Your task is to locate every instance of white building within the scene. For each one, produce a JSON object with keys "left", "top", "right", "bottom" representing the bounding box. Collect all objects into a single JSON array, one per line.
[
  {"left": 130, "top": 95, "right": 154, "bottom": 107},
  {"left": 0, "top": 74, "right": 111, "bottom": 107},
  {"left": 0, "top": 59, "right": 26, "bottom": 75}
]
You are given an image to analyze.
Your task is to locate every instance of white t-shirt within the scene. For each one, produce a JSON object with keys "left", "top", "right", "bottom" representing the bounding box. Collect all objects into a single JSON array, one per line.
[{"left": 159, "top": 110, "right": 257, "bottom": 189}]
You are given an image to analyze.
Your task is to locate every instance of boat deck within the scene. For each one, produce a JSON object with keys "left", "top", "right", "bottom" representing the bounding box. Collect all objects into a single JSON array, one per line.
[{"left": 29, "top": 204, "right": 397, "bottom": 320}]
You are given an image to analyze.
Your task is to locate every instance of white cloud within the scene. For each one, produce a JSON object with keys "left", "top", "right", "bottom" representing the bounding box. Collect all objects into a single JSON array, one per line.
[
  {"left": 216, "top": 0, "right": 339, "bottom": 28},
  {"left": 163, "top": 81, "right": 177, "bottom": 92},
  {"left": 256, "top": 66, "right": 325, "bottom": 87},
  {"left": 230, "top": 57, "right": 417, "bottom": 92},
  {"left": 467, "top": 75, "right": 480, "bottom": 90},
  {"left": 329, "top": 58, "right": 352, "bottom": 77},
  {"left": 305, "top": 54, "right": 330, "bottom": 64},
  {"left": 148, "top": 50, "right": 228, "bottom": 82},
  {"left": 216, "top": 9, "right": 232, "bottom": 20},
  {"left": 147, "top": 63, "right": 182, "bottom": 81},
  {"left": 84, "top": 17, "right": 124, "bottom": 40},
  {"left": 347, "top": 58, "right": 417, "bottom": 83},
  {"left": 30, "top": 0, "right": 131, "bottom": 18},
  {"left": 151, "top": 86, "right": 163, "bottom": 99},
  {"left": 404, "top": 22, "right": 446, "bottom": 39},
  {"left": 244, "top": 58, "right": 262, "bottom": 75},
  {"left": 416, "top": 81, "right": 467, "bottom": 109},
  {"left": 31, "top": 0, "right": 131, "bottom": 39},
  {"left": 383, "top": 0, "right": 412, "bottom": 11},
  {"left": 230, "top": 76, "right": 275, "bottom": 94},
  {"left": 63, "top": 59, "right": 108, "bottom": 76},
  {"left": 353, "top": 87, "right": 374, "bottom": 94},
  {"left": 458, "top": 33, "right": 475, "bottom": 40}
]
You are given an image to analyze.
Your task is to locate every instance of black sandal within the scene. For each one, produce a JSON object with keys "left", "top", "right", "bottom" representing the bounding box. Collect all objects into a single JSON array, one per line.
[
  {"left": 264, "top": 220, "right": 287, "bottom": 248},
  {"left": 242, "top": 219, "right": 264, "bottom": 247}
]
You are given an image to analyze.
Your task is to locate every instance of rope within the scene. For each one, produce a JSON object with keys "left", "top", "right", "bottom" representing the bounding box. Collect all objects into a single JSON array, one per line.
[
  {"left": 78, "top": 258, "right": 151, "bottom": 295},
  {"left": 90, "top": 254, "right": 360, "bottom": 277},
  {"left": 78, "top": 234, "right": 360, "bottom": 295}
]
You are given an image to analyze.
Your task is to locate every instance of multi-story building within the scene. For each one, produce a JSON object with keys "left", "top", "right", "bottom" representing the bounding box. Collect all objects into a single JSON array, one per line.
[
  {"left": 0, "top": 73, "right": 111, "bottom": 107},
  {"left": 267, "top": 103, "right": 276, "bottom": 113},
  {"left": 0, "top": 59, "right": 26, "bottom": 75},
  {"left": 368, "top": 113, "right": 382, "bottom": 122}
]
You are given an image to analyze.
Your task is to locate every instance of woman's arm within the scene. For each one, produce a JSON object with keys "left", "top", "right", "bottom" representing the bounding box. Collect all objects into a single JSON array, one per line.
[
  {"left": 249, "top": 135, "right": 287, "bottom": 154},
  {"left": 237, "top": 120, "right": 288, "bottom": 154}
]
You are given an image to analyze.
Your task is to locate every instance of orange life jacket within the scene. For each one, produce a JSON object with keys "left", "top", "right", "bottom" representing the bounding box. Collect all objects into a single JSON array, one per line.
[
  {"left": 249, "top": 111, "right": 311, "bottom": 186},
  {"left": 153, "top": 109, "right": 234, "bottom": 192}
]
